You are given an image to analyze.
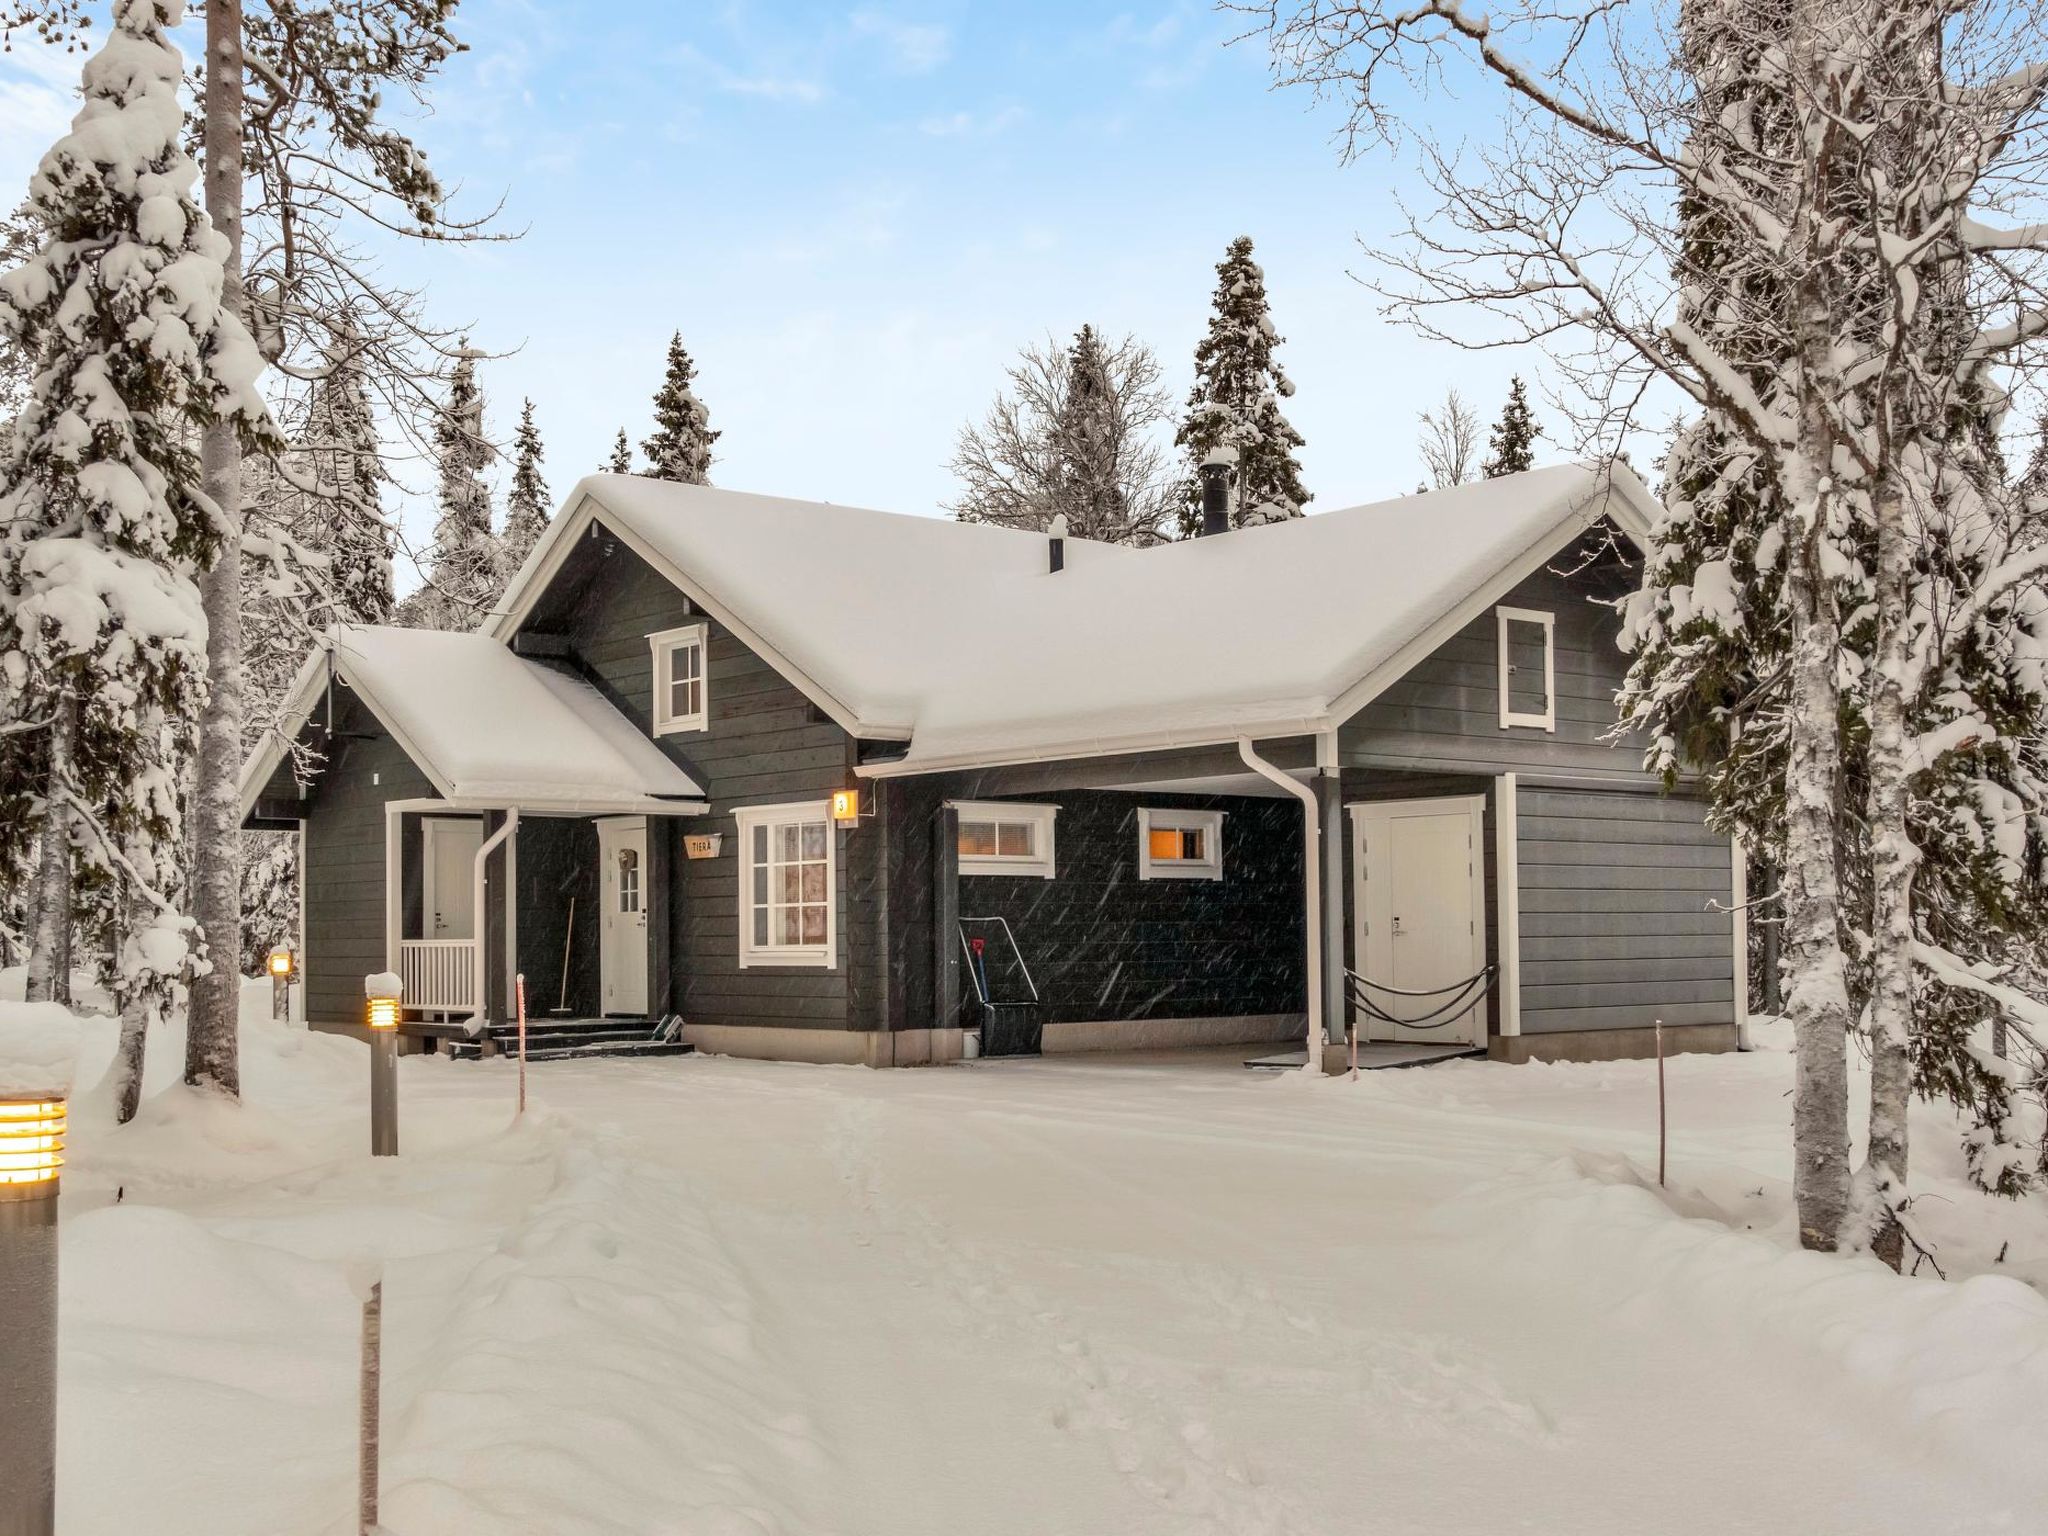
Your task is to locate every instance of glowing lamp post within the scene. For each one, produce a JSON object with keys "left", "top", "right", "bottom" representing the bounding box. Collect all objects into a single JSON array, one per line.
[
  {"left": 0, "top": 1090, "right": 66, "bottom": 1536},
  {"left": 267, "top": 946, "right": 294, "bottom": 1021},
  {"left": 365, "top": 973, "right": 402, "bottom": 1158}
]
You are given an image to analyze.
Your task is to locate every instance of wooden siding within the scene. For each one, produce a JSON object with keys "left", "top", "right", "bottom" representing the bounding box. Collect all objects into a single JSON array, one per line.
[
  {"left": 301, "top": 695, "right": 433, "bottom": 1025},
  {"left": 1340, "top": 540, "right": 1645, "bottom": 781},
  {"left": 529, "top": 529, "right": 861, "bottom": 1033},
  {"left": 952, "top": 791, "right": 1307, "bottom": 1027},
  {"left": 1516, "top": 787, "right": 1735, "bottom": 1033}
]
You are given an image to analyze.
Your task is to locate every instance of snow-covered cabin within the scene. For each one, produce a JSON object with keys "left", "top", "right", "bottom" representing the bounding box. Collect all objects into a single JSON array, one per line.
[{"left": 240, "top": 464, "right": 1744, "bottom": 1068}]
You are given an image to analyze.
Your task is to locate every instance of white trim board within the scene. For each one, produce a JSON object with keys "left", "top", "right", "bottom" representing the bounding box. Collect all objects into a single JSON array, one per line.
[{"left": 1494, "top": 774, "right": 1522, "bottom": 1037}]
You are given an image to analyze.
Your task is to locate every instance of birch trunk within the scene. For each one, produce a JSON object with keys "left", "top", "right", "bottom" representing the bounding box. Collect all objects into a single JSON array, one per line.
[
  {"left": 110, "top": 890, "right": 150, "bottom": 1125},
  {"left": 1859, "top": 483, "right": 1916, "bottom": 1269},
  {"left": 186, "top": 0, "right": 247, "bottom": 1097},
  {"left": 24, "top": 693, "right": 76, "bottom": 1005},
  {"left": 1779, "top": 84, "right": 1855, "bottom": 1247}
]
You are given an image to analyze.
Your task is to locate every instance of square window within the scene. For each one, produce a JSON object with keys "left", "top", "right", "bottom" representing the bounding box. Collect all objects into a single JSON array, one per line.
[
  {"left": 649, "top": 623, "right": 709, "bottom": 735},
  {"left": 1138, "top": 808, "right": 1224, "bottom": 881}
]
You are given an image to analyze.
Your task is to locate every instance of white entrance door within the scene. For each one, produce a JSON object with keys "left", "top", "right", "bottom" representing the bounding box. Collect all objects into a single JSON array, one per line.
[
  {"left": 422, "top": 817, "right": 483, "bottom": 939},
  {"left": 1352, "top": 797, "right": 1488, "bottom": 1046},
  {"left": 598, "top": 817, "right": 650, "bottom": 1017}
]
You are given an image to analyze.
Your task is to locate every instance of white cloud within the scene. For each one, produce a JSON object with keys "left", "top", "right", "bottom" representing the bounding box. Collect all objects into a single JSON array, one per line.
[
  {"left": 850, "top": 9, "right": 950, "bottom": 74},
  {"left": 0, "top": 38, "right": 82, "bottom": 194},
  {"left": 917, "top": 104, "right": 1026, "bottom": 138}
]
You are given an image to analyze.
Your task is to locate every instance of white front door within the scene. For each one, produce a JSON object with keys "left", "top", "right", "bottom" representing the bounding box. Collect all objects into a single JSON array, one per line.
[
  {"left": 422, "top": 817, "right": 483, "bottom": 940},
  {"left": 1352, "top": 797, "right": 1488, "bottom": 1046},
  {"left": 598, "top": 817, "right": 650, "bottom": 1017}
]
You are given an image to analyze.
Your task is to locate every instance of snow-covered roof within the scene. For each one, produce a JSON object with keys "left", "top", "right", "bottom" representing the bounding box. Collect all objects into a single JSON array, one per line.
[
  {"left": 240, "top": 627, "right": 707, "bottom": 818},
  {"left": 491, "top": 463, "right": 1654, "bottom": 774}
]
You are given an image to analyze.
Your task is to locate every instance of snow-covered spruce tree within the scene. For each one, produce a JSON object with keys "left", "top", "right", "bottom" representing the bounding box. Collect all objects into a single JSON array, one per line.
[
  {"left": 500, "top": 397, "right": 549, "bottom": 577},
  {"left": 1482, "top": 377, "right": 1539, "bottom": 478},
  {"left": 642, "top": 333, "right": 718, "bottom": 485},
  {"left": 1253, "top": 0, "right": 2048, "bottom": 1254},
  {"left": 1175, "top": 236, "right": 1309, "bottom": 531},
  {"left": 606, "top": 428, "right": 633, "bottom": 474},
  {"left": 397, "top": 345, "right": 498, "bottom": 630},
  {"left": 0, "top": 0, "right": 276, "bottom": 1106},
  {"left": 949, "top": 326, "right": 1177, "bottom": 544}
]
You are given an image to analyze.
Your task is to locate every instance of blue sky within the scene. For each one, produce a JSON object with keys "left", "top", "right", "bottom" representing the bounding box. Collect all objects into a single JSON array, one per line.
[{"left": 0, "top": 1, "right": 1586, "bottom": 584}]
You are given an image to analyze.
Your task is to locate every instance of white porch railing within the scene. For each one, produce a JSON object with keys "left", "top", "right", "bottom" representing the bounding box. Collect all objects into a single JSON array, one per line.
[{"left": 400, "top": 939, "right": 477, "bottom": 1014}]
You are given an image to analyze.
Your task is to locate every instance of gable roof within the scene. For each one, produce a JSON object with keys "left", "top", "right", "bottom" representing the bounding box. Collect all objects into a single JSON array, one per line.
[
  {"left": 239, "top": 626, "right": 708, "bottom": 819},
  {"left": 490, "top": 462, "right": 1655, "bottom": 775}
]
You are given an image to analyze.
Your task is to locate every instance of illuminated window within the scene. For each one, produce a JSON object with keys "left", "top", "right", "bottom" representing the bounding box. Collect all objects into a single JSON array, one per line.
[
  {"left": 1496, "top": 606, "right": 1555, "bottom": 731},
  {"left": 649, "top": 622, "right": 708, "bottom": 734},
  {"left": 1138, "top": 807, "right": 1224, "bottom": 881},
  {"left": 951, "top": 801, "right": 1058, "bottom": 878},
  {"left": 735, "top": 802, "right": 835, "bottom": 968}
]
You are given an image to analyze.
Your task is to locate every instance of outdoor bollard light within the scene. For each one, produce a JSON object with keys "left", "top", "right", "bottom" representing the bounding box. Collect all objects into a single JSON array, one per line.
[
  {"left": 268, "top": 945, "right": 294, "bottom": 1021},
  {"left": 365, "top": 973, "right": 402, "bottom": 1158},
  {"left": 0, "top": 1090, "right": 66, "bottom": 1536}
]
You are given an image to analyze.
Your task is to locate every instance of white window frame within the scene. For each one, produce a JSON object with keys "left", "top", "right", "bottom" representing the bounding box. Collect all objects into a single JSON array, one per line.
[
  {"left": 649, "top": 622, "right": 709, "bottom": 736},
  {"left": 950, "top": 800, "right": 1058, "bottom": 879},
  {"left": 735, "top": 801, "right": 837, "bottom": 969},
  {"left": 1496, "top": 605, "right": 1556, "bottom": 732},
  {"left": 1137, "top": 807, "right": 1224, "bottom": 881}
]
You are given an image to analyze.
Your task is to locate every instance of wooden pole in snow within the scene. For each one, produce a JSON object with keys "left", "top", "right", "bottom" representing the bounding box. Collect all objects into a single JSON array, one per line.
[
  {"left": 1655, "top": 1017, "right": 1667, "bottom": 1188},
  {"left": 358, "top": 1276, "right": 381, "bottom": 1536},
  {"left": 515, "top": 973, "right": 528, "bottom": 1115}
]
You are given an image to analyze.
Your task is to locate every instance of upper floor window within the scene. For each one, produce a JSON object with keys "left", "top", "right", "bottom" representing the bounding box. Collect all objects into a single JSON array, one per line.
[
  {"left": 1496, "top": 606, "right": 1556, "bottom": 731},
  {"left": 952, "top": 801, "right": 1057, "bottom": 879},
  {"left": 1138, "top": 807, "right": 1224, "bottom": 881},
  {"left": 649, "top": 623, "right": 708, "bottom": 735}
]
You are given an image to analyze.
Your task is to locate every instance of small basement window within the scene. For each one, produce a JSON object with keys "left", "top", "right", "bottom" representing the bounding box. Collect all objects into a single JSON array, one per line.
[
  {"left": 649, "top": 622, "right": 708, "bottom": 735},
  {"left": 1138, "top": 807, "right": 1224, "bottom": 881},
  {"left": 1496, "top": 605, "right": 1556, "bottom": 731},
  {"left": 735, "top": 801, "right": 835, "bottom": 968},
  {"left": 952, "top": 801, "right": 1057, "bottom": 878}
]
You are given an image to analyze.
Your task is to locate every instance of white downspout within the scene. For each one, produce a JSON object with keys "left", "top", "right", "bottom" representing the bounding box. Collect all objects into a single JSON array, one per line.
[
  {"left": 1238, "top": 736, "right": 1322, "bottom": 1073},
  {"left": 469, "top": 809, "right": 519, "bottom": 1035}
]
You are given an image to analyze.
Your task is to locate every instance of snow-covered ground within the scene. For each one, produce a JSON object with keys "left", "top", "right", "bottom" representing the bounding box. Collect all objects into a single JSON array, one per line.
[{"left": 7, "top": 982, "right": 2047, "bottom": 1535}]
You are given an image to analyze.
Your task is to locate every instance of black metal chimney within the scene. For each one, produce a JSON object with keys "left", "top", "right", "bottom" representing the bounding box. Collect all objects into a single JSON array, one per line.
[
  {"left": 1197, "top": 451, "right": 1233, "bottom": 537},
  {"left": 1048, "top": 512, "right": 1067, "bottom": 573}
]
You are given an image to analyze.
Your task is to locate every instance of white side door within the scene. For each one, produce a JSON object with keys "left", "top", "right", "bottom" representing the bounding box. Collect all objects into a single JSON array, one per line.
[
  {"left": 598, "top": 817, "right": 650, "bottom": 1017},
  {"left": 422, "top": 817, "right": 483, "bottom": 940},
  {"left": 1352, "top": 797, "right": 1488, "bottom": 1046}
]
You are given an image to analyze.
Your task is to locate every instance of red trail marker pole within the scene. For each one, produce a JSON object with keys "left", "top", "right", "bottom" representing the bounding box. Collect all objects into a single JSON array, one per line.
[{"left": 516, "top": 973, "right": 529, "bottom": 1115}]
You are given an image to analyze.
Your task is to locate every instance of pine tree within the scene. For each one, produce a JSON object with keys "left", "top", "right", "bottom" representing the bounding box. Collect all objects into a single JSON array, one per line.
[
  {"left": 1481, "top": 377, "right": 1539, "bottom": 478},
  {"left": 0, "top": 0, "right": 277, "bottom": 1058},
  {"left": 303, "top": 336, "right": 394, "bottom": 628},
  {"left": 500, "top": 398, "right": 550, "bottom": 575},
  {"left": 1175, "top": 236, "right": 1310, "bottom": 530},
  {"left": 606, "top": 428, "right": 633, "bottom": 474},
  {"left": 398, "top": 344, "right": 496, "bottom": 629},
  {"left": 642, "top": 333, "right": 718, "bottom": 485}
]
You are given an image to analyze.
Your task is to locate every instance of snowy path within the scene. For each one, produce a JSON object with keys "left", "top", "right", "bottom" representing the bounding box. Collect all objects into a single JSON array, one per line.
[{"left": 49, "top": 1024, "right": 2048, "bottom": 1535}]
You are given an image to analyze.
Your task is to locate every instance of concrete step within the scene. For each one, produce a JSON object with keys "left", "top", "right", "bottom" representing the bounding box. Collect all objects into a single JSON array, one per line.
[{"left": 446, "top": 1037, "right": 694, "bottom": 1064}]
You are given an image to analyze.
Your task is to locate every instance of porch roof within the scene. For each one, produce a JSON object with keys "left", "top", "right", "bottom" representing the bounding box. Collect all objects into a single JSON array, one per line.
[{"left": 242, "top": 627, "right": 708, "bottom": 818}]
